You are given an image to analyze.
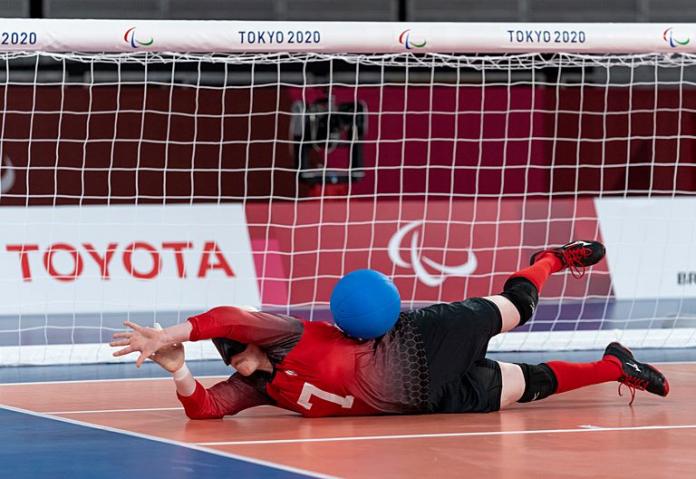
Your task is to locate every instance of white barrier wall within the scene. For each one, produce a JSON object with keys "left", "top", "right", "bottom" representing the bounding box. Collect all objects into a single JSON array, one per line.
[
  {"left": 596, "top": 197, "right": 696, "bottom": 299},
  {"left": 0, "top": 204, "right": 260, "bottom": 315}
]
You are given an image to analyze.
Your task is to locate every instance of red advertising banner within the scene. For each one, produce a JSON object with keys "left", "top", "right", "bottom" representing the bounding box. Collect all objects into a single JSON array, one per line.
[{"left": 247, "top": 198, "right": 611, "bottom": 307}]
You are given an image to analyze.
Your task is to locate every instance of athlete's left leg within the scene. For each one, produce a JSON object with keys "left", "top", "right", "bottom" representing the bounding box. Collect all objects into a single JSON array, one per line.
[
  {"left": 485, "top": 240, "right": 606, "bottom": 333},
  {"left": 497, "top": 343, "right": 670, "bottom": 409}
]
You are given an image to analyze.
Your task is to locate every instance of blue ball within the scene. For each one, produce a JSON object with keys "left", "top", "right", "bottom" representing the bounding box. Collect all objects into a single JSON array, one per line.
[{"left": 330, "top": 269, "right": 401, "bottom": 339}]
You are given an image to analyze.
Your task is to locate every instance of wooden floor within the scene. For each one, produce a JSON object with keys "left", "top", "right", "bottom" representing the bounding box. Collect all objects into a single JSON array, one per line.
[{"left": 1, "top": 363, "right": 695, "bottom": 478}]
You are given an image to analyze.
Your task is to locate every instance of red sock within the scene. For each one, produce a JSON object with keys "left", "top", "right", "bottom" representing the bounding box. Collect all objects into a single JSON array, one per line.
[
  {"left": 546, "top": 357, "right": 622, "bottom": 394},
  {"left": 509, "top": 253, "right": 563, "bottom": 293}
]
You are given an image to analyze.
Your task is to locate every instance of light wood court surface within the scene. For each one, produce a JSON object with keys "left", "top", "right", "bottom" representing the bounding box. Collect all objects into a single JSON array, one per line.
[{"left": 1, "top": 363, "right": 694, "bottom": 478}]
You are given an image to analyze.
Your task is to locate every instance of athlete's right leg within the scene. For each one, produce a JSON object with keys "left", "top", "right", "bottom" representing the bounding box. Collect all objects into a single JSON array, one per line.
[
  {"left": 497, "top": 343, "right": 670, "bottom": 409},
  {"left": 485, "top": 240, "right": 606, "bottom": 333}
]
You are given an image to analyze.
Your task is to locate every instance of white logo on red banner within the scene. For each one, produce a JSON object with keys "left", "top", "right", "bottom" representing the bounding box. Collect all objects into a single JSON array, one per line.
[
  {"left": 388, "top": 220, "right": 477, "bottom": 287},
  {"left": 0, "top": 205, "right": 260, "bottom": 315},
  {"left": 0, "top": 155, "right": 15, "bottom": 194}
]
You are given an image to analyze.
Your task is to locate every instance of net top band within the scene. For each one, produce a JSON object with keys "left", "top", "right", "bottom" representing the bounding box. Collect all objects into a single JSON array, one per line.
[{"left": 0, "top": 19, "right": 695, "bottom": 54}]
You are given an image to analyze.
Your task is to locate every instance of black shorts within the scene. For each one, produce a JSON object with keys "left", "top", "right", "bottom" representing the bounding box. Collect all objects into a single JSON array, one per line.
[{"left": 406, "top": 298, "right": 504, "bottom": 413}]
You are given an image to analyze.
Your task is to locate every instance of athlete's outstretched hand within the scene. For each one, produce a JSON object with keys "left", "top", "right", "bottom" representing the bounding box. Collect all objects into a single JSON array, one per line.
[
  {"left": 149, "top": 342, "right": 185, "bottom": 373},
  {"left": 111, "top": 320, "right": 167, "bottom": 367}
]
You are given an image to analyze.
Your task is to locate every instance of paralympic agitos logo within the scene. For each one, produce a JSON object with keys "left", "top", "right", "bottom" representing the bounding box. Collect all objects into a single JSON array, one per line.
[
  {"left": 124, "top": 27, "right": 154, "bottom": 48},
  {"left": 398, "top": 29, "right": 427, "bottom": 50},
  {"left": 663, "top": 27, "right": 690, "bottom": 48},
  {"left": 388, "top": 221, "right": 477, "bottom": 287},
  {"left": 0, "top": 155, "right": 15, "bottom": 194}
]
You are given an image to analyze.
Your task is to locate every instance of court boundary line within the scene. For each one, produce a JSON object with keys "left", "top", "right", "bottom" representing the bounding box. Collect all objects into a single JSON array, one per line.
[
  {"left": 0, "top": 403, "right": 335, "bottom": 479},
  {"left": 45, "top": 406, "right": 184, "bottom": 414},
  {"left": 196, "top": 423, "right": 696, "bottom": 446},
  {"left": 0, "top": 374, "right": 228, "bottom": 386}
]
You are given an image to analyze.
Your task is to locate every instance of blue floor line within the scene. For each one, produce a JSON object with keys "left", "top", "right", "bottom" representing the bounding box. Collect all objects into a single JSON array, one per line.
[{"left": 0, "top": 405, "right": 316, "bottom": 479}]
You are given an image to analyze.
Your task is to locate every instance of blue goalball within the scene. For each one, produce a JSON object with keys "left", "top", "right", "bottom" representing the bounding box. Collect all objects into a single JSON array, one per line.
[{"left": 330, "top": 269, "right": 401, "bottom": 340}]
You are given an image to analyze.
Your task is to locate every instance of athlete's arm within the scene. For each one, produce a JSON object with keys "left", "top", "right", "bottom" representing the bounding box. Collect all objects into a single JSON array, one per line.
[
  {"left": 187, "top": 306, "right": 303, "bottom": 345},
  {"left": 141, "top": 337, "right": 197, "bottom": 397},
  {"left": 111, "top": 307, "right": 302, "bottom": 367},
  {"left": 177, "top": 374, "right": 273, "bottom": 419},
  {"left": 129, "top": 336, "right": 272, "bottom": 418}
]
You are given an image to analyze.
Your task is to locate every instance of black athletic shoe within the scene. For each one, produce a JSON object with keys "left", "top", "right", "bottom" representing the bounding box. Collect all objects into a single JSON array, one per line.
[
  {"left": 530, "top": 240, "right": 606, "bottom": 278},
  {"left": 603, "top": 342, "right": 670, "bottom": 405}
]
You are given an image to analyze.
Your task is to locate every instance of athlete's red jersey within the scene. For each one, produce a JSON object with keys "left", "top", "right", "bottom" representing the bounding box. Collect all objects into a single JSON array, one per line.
[
  {"left": 266, "top": 321, "right": 380, "bottom": 417},
  {"left": 176, "top": 306, "right": 429, "bottom": 418}
]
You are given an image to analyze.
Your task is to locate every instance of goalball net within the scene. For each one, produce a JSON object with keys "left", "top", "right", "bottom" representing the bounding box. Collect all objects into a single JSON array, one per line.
[{"left": 0, "top": 20, "right": 695, "bottom": 365}]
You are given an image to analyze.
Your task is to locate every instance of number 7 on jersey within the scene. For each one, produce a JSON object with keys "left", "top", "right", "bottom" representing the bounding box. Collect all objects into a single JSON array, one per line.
[{"left": 297, "top": 382, "right": 355, "bottom": 410}]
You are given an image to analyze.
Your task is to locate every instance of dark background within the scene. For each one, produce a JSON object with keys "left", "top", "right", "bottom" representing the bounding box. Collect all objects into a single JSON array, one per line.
[{"left": 3, "top": 0, "right": 696, "bottom": 22}]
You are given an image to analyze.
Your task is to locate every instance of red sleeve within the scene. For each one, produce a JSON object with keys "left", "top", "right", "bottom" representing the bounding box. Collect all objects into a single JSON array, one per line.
[
  {"left": 187, "top": 306, "right": 303, "bottom": 347},
  {"left": 177, "top": 374, "right": 273, "bottom": 419}
]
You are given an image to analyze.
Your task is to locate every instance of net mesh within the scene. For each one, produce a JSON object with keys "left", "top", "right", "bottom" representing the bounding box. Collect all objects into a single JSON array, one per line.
[{"left": 1, "top": 51, "right": 695, "bottom": 364}]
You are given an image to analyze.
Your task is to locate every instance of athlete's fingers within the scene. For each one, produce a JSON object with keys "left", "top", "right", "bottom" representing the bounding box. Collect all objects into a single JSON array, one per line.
[
  {"left": 112, "top": 345, "right": 136, "bottom": 357},
  {"left": 124, "top": 320, "right": 145, "bottom": 332},
  {"left": 135, "top": 352, "right": 147, "bottom": 368},
  {"left": 111, "top": 333, "right": 133, "bottom": 346},
  {"left": 109, "top": 339, "right": 130, "bottom": 347}
]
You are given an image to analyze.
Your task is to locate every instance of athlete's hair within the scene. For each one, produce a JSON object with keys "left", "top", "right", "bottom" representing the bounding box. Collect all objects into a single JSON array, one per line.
[{"left": 212, "top": 337, "right": 247, "bottom": 365}]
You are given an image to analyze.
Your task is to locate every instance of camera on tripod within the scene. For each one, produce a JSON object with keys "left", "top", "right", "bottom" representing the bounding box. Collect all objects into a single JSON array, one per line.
[{"left": 291, "top": 97, "right": 367, "bottom": 185}]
